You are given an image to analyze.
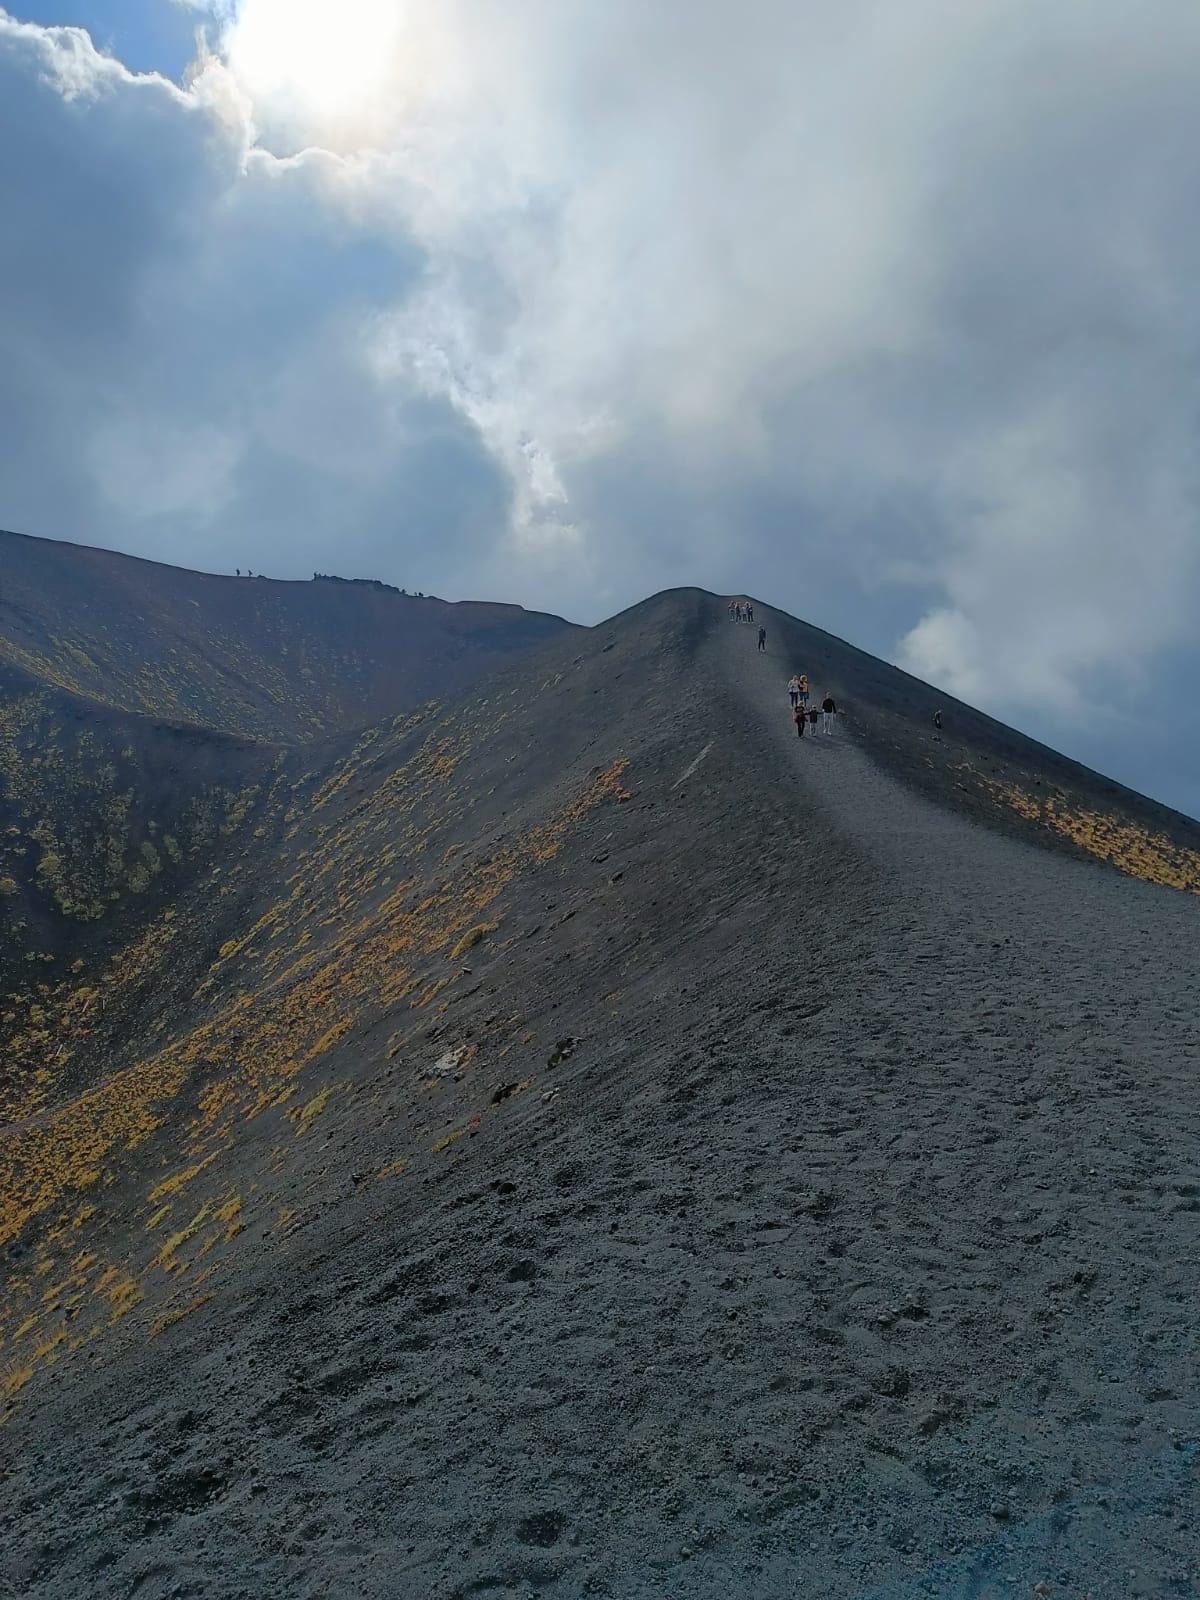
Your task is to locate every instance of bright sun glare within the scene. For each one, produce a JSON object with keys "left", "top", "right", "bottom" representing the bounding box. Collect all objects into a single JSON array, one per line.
[{"left": 226, "top": 0, "right": 415, "bottom": 144}]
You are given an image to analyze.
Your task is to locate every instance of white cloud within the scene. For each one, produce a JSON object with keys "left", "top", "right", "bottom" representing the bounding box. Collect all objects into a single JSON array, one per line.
[{"left": 2, "top": 1, "right": 1200, "bottom": 805}]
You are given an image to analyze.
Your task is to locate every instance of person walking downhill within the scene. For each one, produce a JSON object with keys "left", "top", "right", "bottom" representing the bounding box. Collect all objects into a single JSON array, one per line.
[
  {"left": 757, "top": 625, "right": 767, "bottom": 653},
  {"left": 793, "top": 703, "right": 807, "bottom": 739},
  {"left": 821, "top": 693, "right": 837, "bottom": 733},
  {"left": 798, "top": 673, "right": 809, "bottom": 706},
  {"left": 808, "top": 705, "right": 820, "bottom": 734},
  {"left": 787, "top": 674, "right": 801, "bottom": 708}
]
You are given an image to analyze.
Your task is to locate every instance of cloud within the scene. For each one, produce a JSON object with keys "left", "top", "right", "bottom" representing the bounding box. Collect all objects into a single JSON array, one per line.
[
  {"left": 2, "top": 2, "right": 1200, "bottom": 810},
  {"left": 0, "top": 7, "right": 508, "bottom": 588}
]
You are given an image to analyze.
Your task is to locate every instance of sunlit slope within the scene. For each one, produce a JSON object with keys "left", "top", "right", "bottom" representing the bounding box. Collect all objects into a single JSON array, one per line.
[
  {"left": 1, "top": 590, "right": 1197, "bottom": 1600},
  {"left": 3, "top": 587, "right": 1197, "bottom": 1416},
  {"left": 0, "top": 527, "right": 575, "bottom": 741},
  {"left": 0, "top": 596, "right": 694, "bottom": 1411},
  {"left": 751, "top": 595, "right": 1200, "bottom": 892}
]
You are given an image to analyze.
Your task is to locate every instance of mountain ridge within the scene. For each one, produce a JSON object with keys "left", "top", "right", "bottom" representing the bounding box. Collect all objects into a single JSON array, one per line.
[
  {"left": 0, "top": 562, "right": 1197, "bottom": 1598},
  {"left": 0, "top": 525, "right": 576, "bottom": 741}
]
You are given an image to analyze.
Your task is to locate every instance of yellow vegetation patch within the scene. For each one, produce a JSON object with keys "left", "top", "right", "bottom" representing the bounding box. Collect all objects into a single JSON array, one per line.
[
  {"left": 448, "top": 921, "right": 497, "bottom": 960},
  {"left": 376, "top": 1158, "right": 409, "bottom": 1179},
  {"left": 153, "top": 1205, "right": 211, "bottom": 1273},
  {"left": 148, "top": 1153, "right": 217, "bottom": 1204},
  {"left": 431, "top": 1128, "right": 465, "bottom": 1155},
  {"left": 410, "top": 977, "right": 449, "bottom": 1010},
  {"left": 306, "top": 1019, "right": 351, "bottom": 1061},
  {"left": 290, "top": 1085, "right": 335, "bottom": 1135},
  {"left": 2, "top": 1362, "right": 36, "bottom": 1400},
  {"left": 981, "top": 778, "right": 1200, "bottom": 894},
  {"left": 150, "top": 1293, "right": 214, "bottom": 1338},
  {"left": 213, "top": 1194, "right": 244, "bottom": 1240},
  {"left": 95, "top": 1267, "right": 142, "bottom": 1322}
]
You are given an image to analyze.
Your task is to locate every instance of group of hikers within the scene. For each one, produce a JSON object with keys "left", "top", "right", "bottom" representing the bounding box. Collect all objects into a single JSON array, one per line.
[
  {"left": 787, "top": 672, "right": 837, "bottom": 737},
  {"left": 728, "top": 598, "right": 769, "bottom": 653},
  {"left": 729, "top": 596, "right": 946, "bottom": 742},
  {"left": 729, "top": 599, "right": 836, "bottom": 736}
]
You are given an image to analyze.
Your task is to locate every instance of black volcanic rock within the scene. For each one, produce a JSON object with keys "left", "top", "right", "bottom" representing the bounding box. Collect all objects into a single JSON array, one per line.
[{"left": 0, "top": 580, "right": 1197, "bottom": 1599}]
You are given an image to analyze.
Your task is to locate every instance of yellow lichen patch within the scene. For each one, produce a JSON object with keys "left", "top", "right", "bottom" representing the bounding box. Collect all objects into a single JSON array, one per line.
[
  {"left": 448, "top": 921, "right": 497, "bottom": 961},
  {"left": 150, "top": 1293, "right": 214, "bottom": 1338},
  {"left": 290, "top": 1085, "right": 335, "bottom": 1135},
  {"left": 94, "top": 1267, "right": 143, "bottom": 1322},
  {"left": 153, "top": 1205, "right": 211, "bottom": 1273},
  {"left": 376, "top": 1158, "right": 409, "bottom": 1179},
  {"left": 306, "top": 1020, "right": 351, "bottom": 1061},
  {"left": 410, "top": 977, "right": 449, "bottom": 1009},
  {"left": 1, "top": 1362, "right": 36, "bottom": 1400},
  {"left": 980, "top": 777, "right": 1200, "bottom": 894},
  {"left": 213, "top": 1194, "right": 244, "bottom": 1240},
  {"left": 431, "top": 1128, "right": 465, "bottom": 1155},
  {"left": 192, "top": 1079, "right": 237, "bottom": 1131},
  {"left": 148, "top": 1153, "right": 217, "bottom": 1204}
]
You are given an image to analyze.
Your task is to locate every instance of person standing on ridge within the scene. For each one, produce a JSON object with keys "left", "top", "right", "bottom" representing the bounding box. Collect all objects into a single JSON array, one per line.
[
  {"left": 793, "top": 703, "right": 807, "bottom": 738},
  {"left": 821, "top": 694, "right": 837, "bottom": 733},
  {"left": 746, "top": 602, "right": 755, "bottom": 623},
  {"left": 757, "top": 625, "right": 767, "bottom": 652},
  {"left": 798, "top": 673, "right": 809, "bottom": 705},
  {"left": 788, "top": 674, "right": 801, "bottom": 708},
  {"left": 933, "top": 709, "right": 943, "bottom": 731}
]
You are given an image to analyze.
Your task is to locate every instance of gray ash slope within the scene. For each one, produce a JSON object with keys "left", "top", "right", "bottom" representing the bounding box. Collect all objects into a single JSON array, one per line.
[{"left": 2, "top": 589, "right": 1198, "bottom": 1600}]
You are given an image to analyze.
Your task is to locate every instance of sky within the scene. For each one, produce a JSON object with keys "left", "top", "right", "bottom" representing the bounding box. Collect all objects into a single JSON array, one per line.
[{"left": 2, "top": 2, "right": 1199, "bottom": 817}]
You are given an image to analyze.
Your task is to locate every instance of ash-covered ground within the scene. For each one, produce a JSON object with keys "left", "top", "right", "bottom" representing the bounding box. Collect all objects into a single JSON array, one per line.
[{"left": 2, "top": 590, "right": 1197, "bottom": 1599}]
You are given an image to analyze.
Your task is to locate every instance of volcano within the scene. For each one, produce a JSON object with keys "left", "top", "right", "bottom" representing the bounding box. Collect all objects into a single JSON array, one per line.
[{"left": 1, "top": 548, "right": 1197, "bottom": 1600}]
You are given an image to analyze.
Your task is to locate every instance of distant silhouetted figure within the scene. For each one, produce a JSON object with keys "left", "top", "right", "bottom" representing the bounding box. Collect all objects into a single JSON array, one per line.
[
  {"left": 793, "top": 704, "right": 806, "bottom": 738},
  {"left": 727, "top": 599, "right": 736, "bottom": 621},
  {"left": 236, "top": 568, "right": 241, "bottom": 577},
  {"left": 746, "top": 603, "right": 754, "bottom": 623},
  {"left": 933, "top": 709, "right": 943, "bottom": 731},
  {"left": 757, "top": 626, "right": 766, "bottom": 652},
  {"left": 821, "top": 695, "right": 837, "bottom": 733}
]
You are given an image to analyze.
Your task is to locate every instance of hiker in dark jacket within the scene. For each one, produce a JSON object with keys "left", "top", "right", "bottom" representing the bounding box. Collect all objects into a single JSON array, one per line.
[
  {"left": 793, "top": 704, "right": 806, "bottom": 738},
  {"left": 757, "top": 626, "right": 766, "bottom": 652},
  {"left": 821, "top": 695, "right": 837, "bottom": 734}
]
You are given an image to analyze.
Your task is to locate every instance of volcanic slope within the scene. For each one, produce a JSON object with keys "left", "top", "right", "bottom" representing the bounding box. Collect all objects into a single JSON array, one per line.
[
  {"left": 0, "top": 527, "right": 574, "bottom": 739},
  {"left": 0, "top": 528, "right": 573, "bottom": 1068},
  {"left": 1, "top": 590, "right": 1198, "bottom": 1600}
]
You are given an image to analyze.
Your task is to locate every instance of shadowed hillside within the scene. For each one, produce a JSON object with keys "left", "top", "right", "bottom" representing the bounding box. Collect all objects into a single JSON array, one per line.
[
  {"left": 1, "top": 586, "right": 1196, "bottom": 1599},
  {"left": 0, "top": 528, "right": 574, "bottom": 740}
]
